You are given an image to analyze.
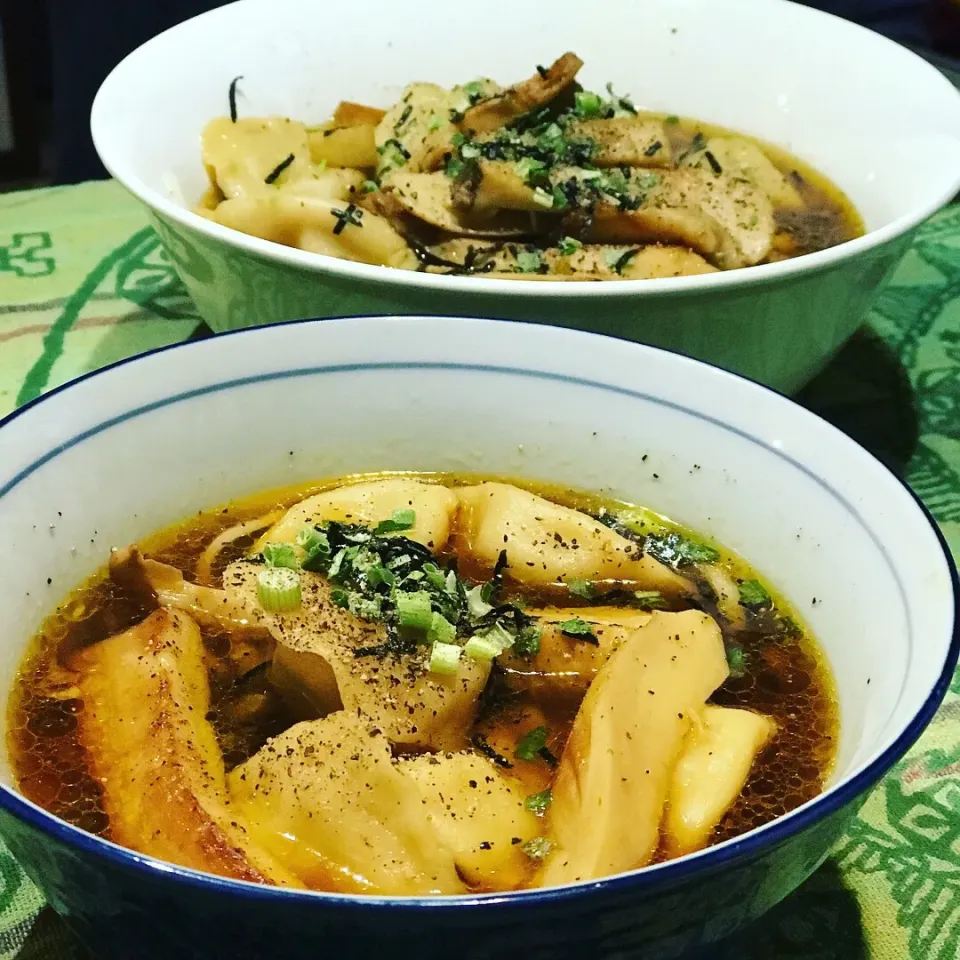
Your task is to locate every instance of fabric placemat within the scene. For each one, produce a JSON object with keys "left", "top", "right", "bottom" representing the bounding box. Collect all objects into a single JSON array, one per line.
[{"left": 0, "top": 180, "right": 958, "bottom": 959}]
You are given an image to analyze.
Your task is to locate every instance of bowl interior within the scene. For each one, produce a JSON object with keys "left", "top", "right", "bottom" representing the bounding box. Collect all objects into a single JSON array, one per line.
[
  {"left": 0, "top": 317, "right": 954, "bottom": 876},
  {"left": 93, "top": 0, "right": 960, "bottom": 237}
]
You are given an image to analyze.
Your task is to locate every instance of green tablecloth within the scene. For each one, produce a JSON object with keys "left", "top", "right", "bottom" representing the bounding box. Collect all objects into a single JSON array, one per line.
[{"left": 0, "top": 180, "right": 958, "bottom": 960}]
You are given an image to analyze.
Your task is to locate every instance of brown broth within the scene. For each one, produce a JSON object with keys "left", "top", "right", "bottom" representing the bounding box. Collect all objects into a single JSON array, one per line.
[{"left": 6, "top": 473, "right": 839, "bottom": 871}]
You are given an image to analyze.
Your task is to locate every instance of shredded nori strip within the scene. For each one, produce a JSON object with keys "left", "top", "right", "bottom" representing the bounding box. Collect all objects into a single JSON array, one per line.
[
  {"left": 644, "top": 140, "right": 662, "bottom": 157},
  {"left": 264, "top": 153, "right": 295, "bottom": 184},
  {"left": 472, "top": 733, "right": 514, "bottom": 769},
  {"left": 490, "top": 549, "right": 509, "bottom": 598},
  {"left": 395, "top": 104, "right": 413, "bottom": 131},
  {"left": 407, "top": 239, "right": 497, "bottom": 275},
  {"left": 228, "top": 76, "right": 243, "bottom": 123},
  {"left": 538, "top": 745, "right": 560, "bottom": 768},
  {"left": 330, "top": 203, "right": 364, "bottom": 235},
  {"left": 613, "top": 248, "right": 640, "bottom": 275},
  {"left": 535, "top": 64, "right": 549, "bottom": 79},
  {"left": 704, "top": 150, "right": 723, "bottom": 175}
]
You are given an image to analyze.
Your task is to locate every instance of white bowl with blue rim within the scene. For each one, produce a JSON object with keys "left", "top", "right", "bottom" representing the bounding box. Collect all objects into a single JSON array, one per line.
[
  {"left": 90, "top": 0, "right": 960, "bottom": 393},
  {"left": 0, "top": 315, "right": 956, "bottom": 959}
]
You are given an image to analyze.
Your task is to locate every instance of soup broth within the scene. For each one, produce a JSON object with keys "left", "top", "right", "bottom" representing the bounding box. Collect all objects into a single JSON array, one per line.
[{"left": 8, "top": 474, "right": 838, "bottom": 893}]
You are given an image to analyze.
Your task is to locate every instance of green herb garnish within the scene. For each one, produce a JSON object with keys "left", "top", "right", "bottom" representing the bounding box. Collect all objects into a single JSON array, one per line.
[
  {"left": 261, "top": 542, "right": 299, "bottom": 569},
  {"left": 516, "top": 249, "right": 543, "bottom": 273},
  {"left": 525, "top": 788, "right": 552, "bottom": 815},
  {"left": 515, "top": 726, "right": 550, "bottom": 761},
  {"left": 633, "top": 590, "right": 668, "bottom": 610},
  {"left": 522, "top": 837, "right": 555, "bottom": 861},
  {"left": 427, "top": 114, "right": 445, "bottom": 131},
  {"left": 374, "top": 508, "right": 416, "bottom": 534},
  {"left": 567, "top": 579, "right": 597, "bottom": 599},
  {"left": 558, "top": 617, "right": 598, "bottom": 645},
  {"left": 574, "top": 90, "right": 603, "bottom": 118},
  {"left": 557, "top": 236, "right": 582, "bottom": 256},
  {"left": 739, "top": 579, "right": 771, "bottom": 608},
  {"left": 645, "top": 532, "right": 720, "bottom": 567},
  {"left": 727, "top": 644, "right": 746, "bottom": 677},
  {"left": 512, "top": 625, "right": 542, "bottom": 658},
  {"left": 664, "top": 115, "right": 680, "bottom": 125},
  {"left": 361, "top": 179, "right": 379, "bottom": 193}
]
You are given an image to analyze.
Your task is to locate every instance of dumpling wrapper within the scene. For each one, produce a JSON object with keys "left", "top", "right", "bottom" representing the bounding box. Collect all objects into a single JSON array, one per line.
[
  {"left": 498, "top": 605, "right": 652, "bottom": 701},
  {"left": 454, "top": 482, "right": 691, "bottom": 596},
  {"left": 258, "top": 477, "right": 458, "bottom": 552},
  {"left": 201, "top": 116, "right": 312, "bottom": 199},
  {"left": 541, "top": 610, "right": 728, "bottom": 886},
  {"left": 72, "top": 609, "right": 299, "bottom": 886},
  {"left": 400, "top": 752, "right": 542, "bottom": 890},
  {"left": 223, "top": 562, "right": 490, "bottom": 752},
  {"left": 228, "top": 714, "right": 465, "bottom": 894},
  {"left": 108, "top": 546, "right": 274, "bottom": 676},
  {"left": 663, "top": 705, "right": 776, "bottom": 856}
]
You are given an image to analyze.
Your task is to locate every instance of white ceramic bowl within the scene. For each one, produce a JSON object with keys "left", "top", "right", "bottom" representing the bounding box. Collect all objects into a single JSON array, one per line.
[
  {"left": 0, "top": 316, "right": 956, "bottom": 960},
  {"left": 91, "top": 0, "right": 960, "bottom": 392}
]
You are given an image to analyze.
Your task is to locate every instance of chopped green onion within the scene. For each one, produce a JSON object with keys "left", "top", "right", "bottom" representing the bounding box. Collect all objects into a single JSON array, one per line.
[
  {"left": 550, "top": 186, "right": 569, "bottom": 209},
  {"left": 727, "top": 644, "right": 746, "bottom": 677},
  {"left": 256, "top": 567, "right": 301, "bottom": 614},
  {"left": 367, "top": 564, "right": 396, "bottom": 589},
  {"left": 514, "top": 156, "right": 547, "bottom": 183},
  {"left": 634, "top": 590, "right": 668, "bottom": 610},
  {"left": 375, "top": 508, "right": 416, "bottom": 534},
  {"left": 557, "top": 236, "right": 582, "bottom": 256},
  {"left": 297, "top": 527, "right": 331, "bottom": 571},
  {"left": 427, "top": 612, "right": 457, "bottom": 644},
  {"left": 261, "top": 542, "right": 299, "bottom": 569},
  {"left": 428, "top": 114, "right": 445, "bottom": 131},
  {"left": 567, "top": 579, "right": 597, "bottom": 599},
  {"left": 525, "top": 788, "right": 552, "bottom": 815},
  {"left": 429, "top": 641, "right": 463, "bottom": 676},
  {"left": 515, "top": 725, "right": 549, "bottom": 761},
  {"left": 472, "top": 622, "right": 515, "bottom": 654},
  {"left": 739, "top": 579, "right": 771, "bottom": 608},
  {"left": 465, "top": 583, "right": 494, "bottom": 620},
  {"left": 522, "top": 836, "right": 555, "bottom": 860},
  {"left": 464, "top": 635, "right": 502, "bottom": 662},
  {"left": 558, "top": 617, "right": 596, "bottom": 642},
  {"left": 532, "top": 187, "right": 554, "bottom": 208},
  {"left": 574, "top": 90, "right": 603, "bottom": 117},
  {"left": 377, "top": 139, "right": 409, "bottom": 171},
  {"left": 665, "top": 115, "right": 680, "bottom": 125},
  {"left": 512, "top": 625, "right": 541, "bottom": 658},
  {"left": 516, "top": 250, "right": 543, "bottom": 273},
  {"left": 396, "top": 590, "right": 433, "bottom": 630},
  {"left": 422, "top": 562, "right": 447, "bottom": 591},
  {"left": 361, "top": 179, "right": 379, "bottom": 193}
]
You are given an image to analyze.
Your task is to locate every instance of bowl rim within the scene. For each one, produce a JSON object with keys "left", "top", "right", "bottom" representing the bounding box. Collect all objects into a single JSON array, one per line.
[
  {"left": 1, "top": 314, "right": 958, "bottom": 908},
  {"left": 89, "top": 0, "right": 960, "bottom": 298}
]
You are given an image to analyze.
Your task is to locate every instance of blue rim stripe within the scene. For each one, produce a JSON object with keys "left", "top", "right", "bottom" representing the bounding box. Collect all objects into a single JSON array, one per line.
[{"left": 0, "top": 315, "right": 956, "bottom": 912}]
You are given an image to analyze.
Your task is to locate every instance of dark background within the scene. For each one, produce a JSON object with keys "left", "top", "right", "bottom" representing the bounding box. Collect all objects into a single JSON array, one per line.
[{"left": 0, "top": 0, "right": 950, "bottom": 189}]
